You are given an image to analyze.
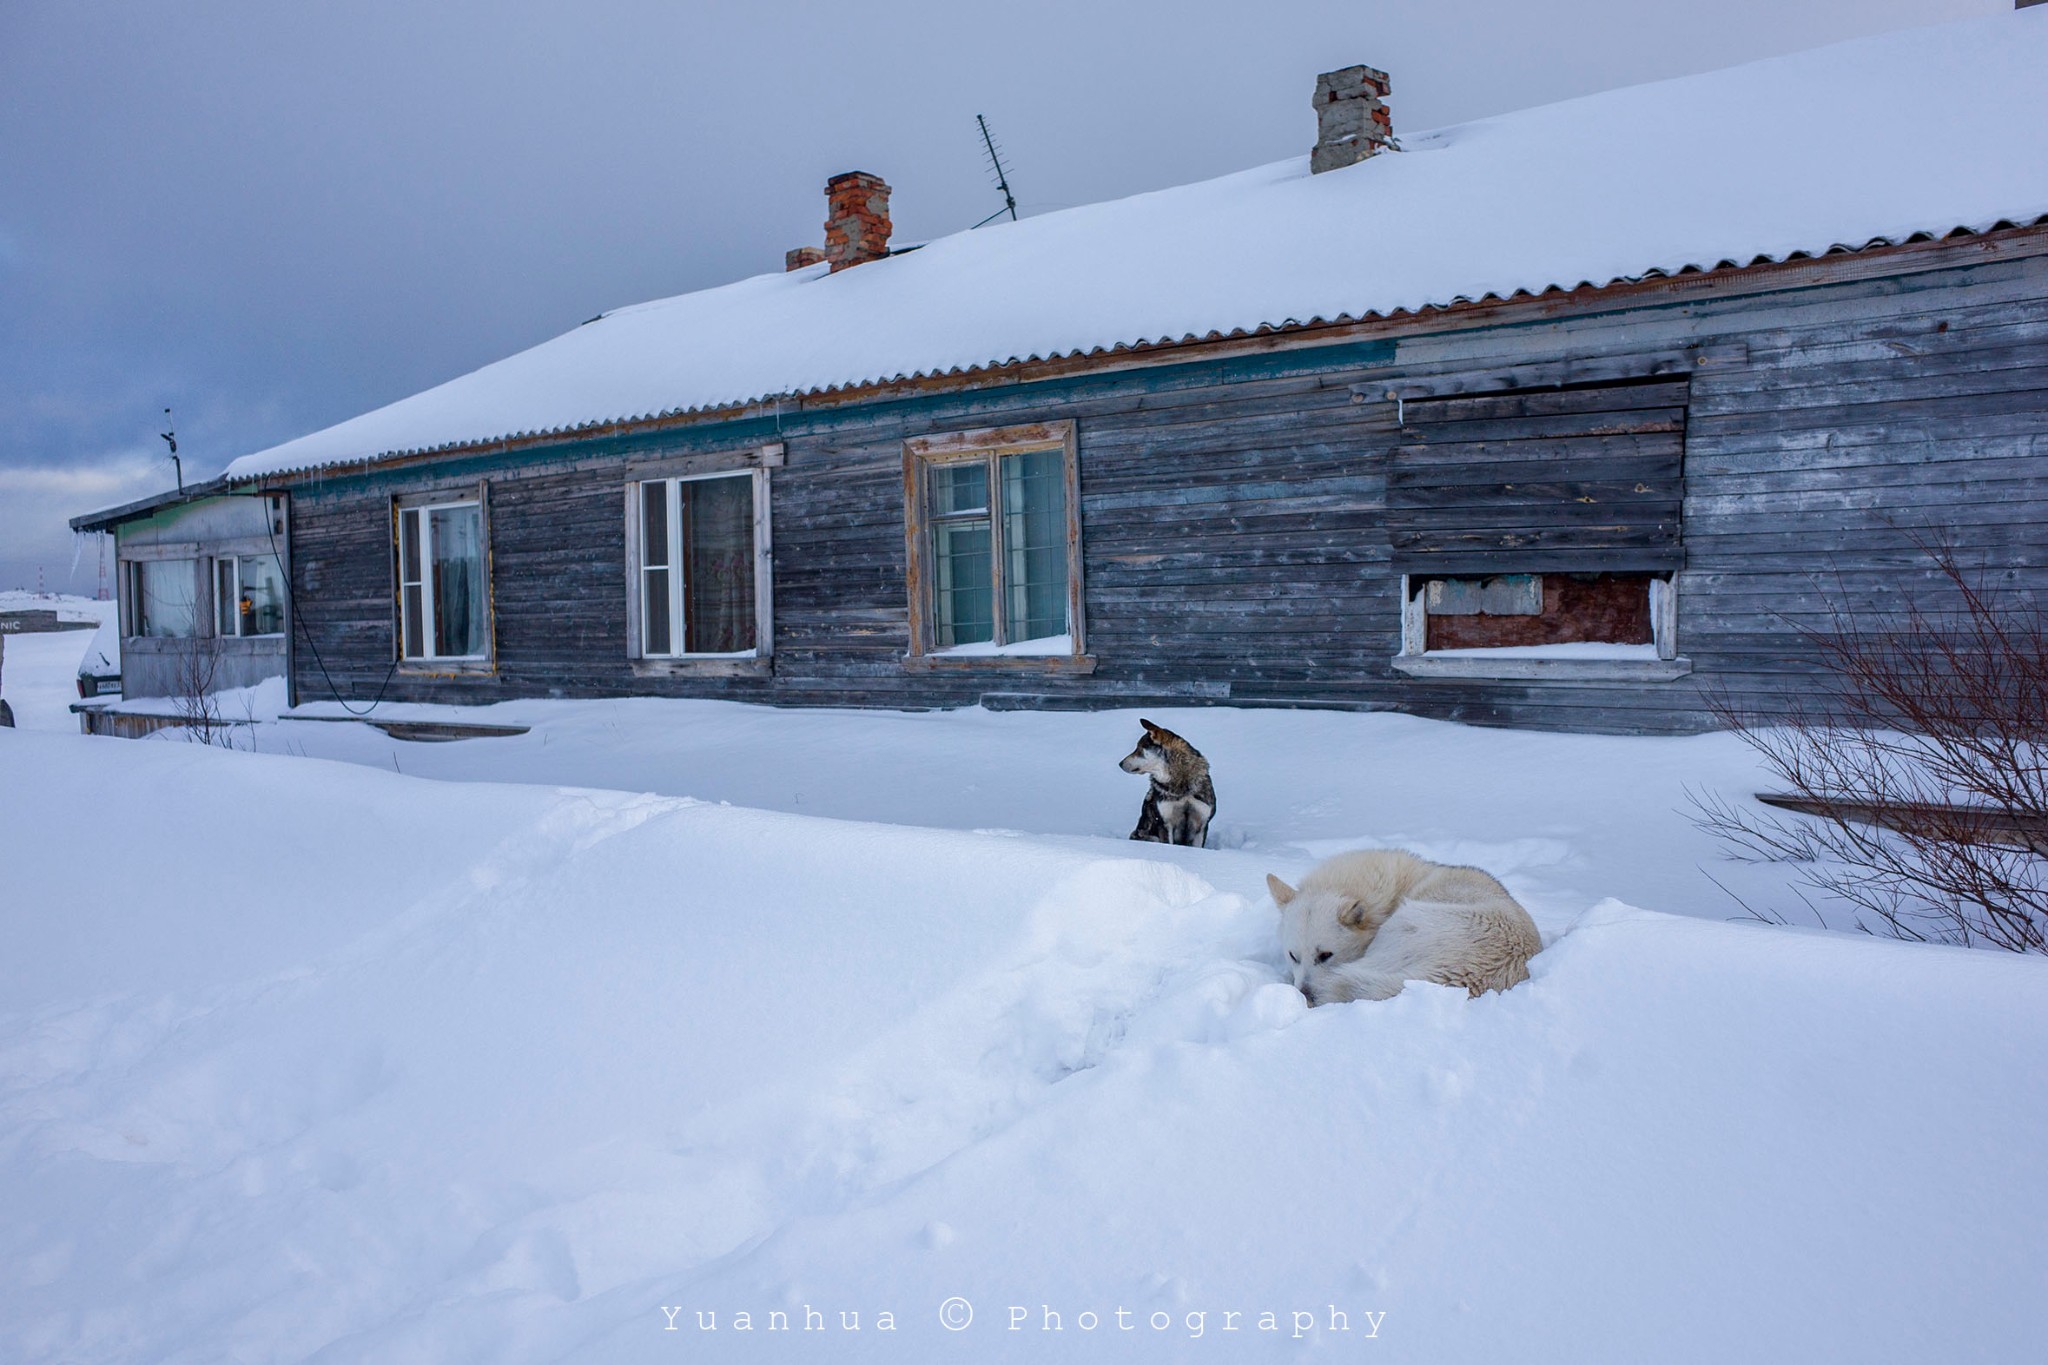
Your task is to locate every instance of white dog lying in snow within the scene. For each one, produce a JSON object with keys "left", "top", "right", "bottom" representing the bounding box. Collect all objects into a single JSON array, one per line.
[{"left": 1268, "top": 849, "right": 1541, "bottom": 1005}]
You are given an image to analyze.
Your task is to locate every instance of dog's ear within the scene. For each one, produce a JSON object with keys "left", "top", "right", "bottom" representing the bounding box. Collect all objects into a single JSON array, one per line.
[
  {"left": 1139, "top": 717, "right": 1161, "bottom": 736},
  {"left": 1336, "top": 896, "right": 1370, "bottom": 931},
  {"left": 1266, "top": 874, "right": 1296, "bottom": 908}
]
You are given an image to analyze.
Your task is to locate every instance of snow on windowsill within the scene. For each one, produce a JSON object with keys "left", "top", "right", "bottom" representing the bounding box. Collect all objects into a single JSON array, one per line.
[
  {"left": 642, "top": 649, "right": 759, "bottom": 661},
  {"left": 931, "top": 634, "right": 1073, "bottom": 658},
  {"left": 908, "top": 635, "right": 1097, "bottom": 673},
  {"left": 1426, "top": 642, "right": 1661, "bottom": 660}
]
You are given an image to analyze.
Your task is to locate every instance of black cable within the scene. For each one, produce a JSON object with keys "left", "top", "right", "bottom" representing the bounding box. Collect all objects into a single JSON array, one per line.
[{"left": 264, "top": 497, "right": 399, "bottom": 717}]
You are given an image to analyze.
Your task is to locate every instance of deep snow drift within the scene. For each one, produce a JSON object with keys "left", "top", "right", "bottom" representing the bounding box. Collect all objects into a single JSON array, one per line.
[{"left": 3, "top": 710, "right": 2045, "bottom": 1363}]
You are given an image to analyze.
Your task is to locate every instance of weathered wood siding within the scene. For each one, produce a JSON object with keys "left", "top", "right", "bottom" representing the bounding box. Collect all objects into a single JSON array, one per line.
[
  {"left": 280, "top": 238, "right": 2048, "bottom": 733},
  {"left": 1388, "top": 377, "right": 1689, "bottom": 574}
]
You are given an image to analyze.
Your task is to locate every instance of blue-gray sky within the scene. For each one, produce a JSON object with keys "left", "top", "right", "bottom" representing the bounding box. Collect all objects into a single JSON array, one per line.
[{"left": 0, "top": 0, "right": 2006, "bottom": 592}]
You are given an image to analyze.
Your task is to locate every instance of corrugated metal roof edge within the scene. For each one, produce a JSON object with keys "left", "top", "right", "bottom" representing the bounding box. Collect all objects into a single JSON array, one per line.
[
  {"left": 69, "top": 476, "right": 239, "bottom": 534},
  {"left": 224, "top": 216, "right": 2048, "bottom": 488}
]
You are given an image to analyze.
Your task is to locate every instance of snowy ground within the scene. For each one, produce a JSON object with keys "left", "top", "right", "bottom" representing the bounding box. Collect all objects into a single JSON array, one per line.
[{"left": 2, "top": 654, "right": 2045, "bottom": 1361}]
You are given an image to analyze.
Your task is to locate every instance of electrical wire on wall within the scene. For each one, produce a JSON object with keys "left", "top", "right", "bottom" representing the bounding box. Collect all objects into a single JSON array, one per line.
[{"left": 265, "top": 498, "right": 400, "bottom": 717}]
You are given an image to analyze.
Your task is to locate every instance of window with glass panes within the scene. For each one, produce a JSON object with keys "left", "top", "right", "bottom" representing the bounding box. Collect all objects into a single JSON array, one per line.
[
  {"left": 397, "top": 500, "right": 488, "bottom": 660},
  {"left": 214, "top": 554, "right": 286, "bottom": 637},
  {"left": 127, "top": 558, "right": 200, "bottom": 639},
  {"left": 636, "top": 473, "right": 758, "bottom": 656},
  {"left": 918, "top": 442, "right": 1073, "bottom": 649}
]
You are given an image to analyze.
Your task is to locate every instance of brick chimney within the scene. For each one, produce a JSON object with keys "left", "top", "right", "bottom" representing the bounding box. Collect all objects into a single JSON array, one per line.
[
  {"left": 1310, "top": 64, "right": 1392, "bottom": 174},
  {"left": 823, "top": 171, "right": 892, "bottom": 272},
  {"left": 785, "top": 246, "right": 825, "bottom": 272}
]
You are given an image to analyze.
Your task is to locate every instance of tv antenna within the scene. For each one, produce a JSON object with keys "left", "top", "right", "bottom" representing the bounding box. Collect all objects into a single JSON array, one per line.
[
  {"left": 971, "top": 114, "right": 1019, "bottom": 228},
  {"left": 160, "top": 408, "right": 182, "bottom": 492}
]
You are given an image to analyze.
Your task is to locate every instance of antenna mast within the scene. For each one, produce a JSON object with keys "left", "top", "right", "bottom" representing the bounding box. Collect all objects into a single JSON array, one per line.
[
  {"left": 972, "top": 114, "right": 1019, "bottom": 228},
  {"left": 160, "top": 408, "right": 182, "bottom": 492}
]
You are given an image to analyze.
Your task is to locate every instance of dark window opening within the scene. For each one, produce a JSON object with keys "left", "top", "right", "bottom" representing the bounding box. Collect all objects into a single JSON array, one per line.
[{"left": 1423, "top": 572, "right": 1657, "bottom": 651}]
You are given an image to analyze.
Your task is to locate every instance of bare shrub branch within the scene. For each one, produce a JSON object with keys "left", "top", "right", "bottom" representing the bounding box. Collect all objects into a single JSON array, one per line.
[
  {"left": 1691, "top": 543, "right": 2048, "bottom": 953},
  {"left": 173, "top": 637, "right": 234, "bottom": 748}
]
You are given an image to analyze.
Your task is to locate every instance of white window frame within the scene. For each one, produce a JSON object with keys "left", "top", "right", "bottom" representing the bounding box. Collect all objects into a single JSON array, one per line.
[
  {"left": 623, "top": 465, "right": 775, "bottom": 671},
  {"left": 214, "top": 553, "right": 286, "bottom": 639},
  {"left": 396, "top": 497, "right": 490, "bottom": 664}
]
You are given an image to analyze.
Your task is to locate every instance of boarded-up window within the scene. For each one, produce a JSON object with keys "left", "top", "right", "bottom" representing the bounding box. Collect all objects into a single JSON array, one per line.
[{"left": 1386, "top": 377, "right": 1686, "bottom": 575}]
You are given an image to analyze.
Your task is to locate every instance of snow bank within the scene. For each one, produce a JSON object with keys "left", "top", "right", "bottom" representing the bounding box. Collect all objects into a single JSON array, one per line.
[
  {"left": 263, "top": 696, "right": 1806, "bottom": 929},
  {"left": 223, "top": 11, "right": 2048, "bottom": 479},
  {"left": 2, "top": 726, "right": 2044, "bottom": 1362}
]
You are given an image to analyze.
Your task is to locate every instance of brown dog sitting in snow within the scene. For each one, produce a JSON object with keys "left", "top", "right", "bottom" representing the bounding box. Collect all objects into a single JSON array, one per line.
[{"left": 1119, "top": 719, "right": 1217, "bottom": 848}]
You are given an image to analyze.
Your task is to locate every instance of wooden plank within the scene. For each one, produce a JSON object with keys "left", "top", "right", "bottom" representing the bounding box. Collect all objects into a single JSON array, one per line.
[
  {"left": 1399, "top": 409, "right": 1686, "bottom": 446},
  {"left": 1399, "top": 377, "right": 1693, "bottom": 421},
  {"left": 1390, "top": 476, "right": 1682, "bottom": 508},
  {"left": 1387, "top": 433, "right": 1682, "bottom": 468},
  {"left": 1387, "top": 449, "right": 1680, "bottom": 487}
]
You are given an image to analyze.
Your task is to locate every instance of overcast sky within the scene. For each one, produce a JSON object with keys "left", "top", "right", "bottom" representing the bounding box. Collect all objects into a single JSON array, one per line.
[{"left": 0, "top": 0, "right": 2008, "bottom": 592}]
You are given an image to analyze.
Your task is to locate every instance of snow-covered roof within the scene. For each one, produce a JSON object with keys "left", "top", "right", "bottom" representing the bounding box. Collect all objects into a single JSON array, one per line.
[{"left": 226, "top": 11, "right": 2048, "bottom": 481}]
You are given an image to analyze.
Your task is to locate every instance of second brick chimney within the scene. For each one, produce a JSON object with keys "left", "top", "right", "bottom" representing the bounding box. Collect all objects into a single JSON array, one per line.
[
  {"left": 1310, "top": 64, "right": 1392, "bottom": 174},
  {"left": 823, "top": 171, "right": 892, "bottom": 272}
]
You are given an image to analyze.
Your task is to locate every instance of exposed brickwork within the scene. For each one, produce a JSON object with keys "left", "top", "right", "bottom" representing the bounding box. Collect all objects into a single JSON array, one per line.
[
  {"left": 1311, "top": 64, "right": 1392, "bottom": 175},
  {"left": 785, "top": 246, "right": 825, "bottom": 272},
  {"left": 824, "top": 171, "right": 892, "bottom": 272}
]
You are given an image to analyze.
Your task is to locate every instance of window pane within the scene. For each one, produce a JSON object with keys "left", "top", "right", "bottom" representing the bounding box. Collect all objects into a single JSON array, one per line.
[
  {"left": 217, "top": 560, "right": 239, "bottom": 637},
  {"left": 429, "top": 504, "right": 486, "bottom": 657},
  {"left": 403, "top": 586, "right": 424, "bottom": 657},
  {"left": 931, "top": 462, "right": 988, "bottom": 517},
  {"left": 643, "top": 568, "right": 672, "bottom": 655},
  {"left": 136, "top": 559, "right": 199, "bottom": 639},
  {"left": 400, "top": 510, "right": 423, "bottom": 657},
  {"left": 641, "top": 482, "right": 675, "bottom": 656},
  {"left": 641, "top": 481, "right": 669, "bottom": 568},
  {"left": 681, "top": 475, "right": 756, "bottom": 653},
  {"left": 238, "top": 555, "right": 285, "bottom": 635},
  {"left": 933, "top": 520, "right": 993, "bottom": 646},
  {"left": 400, "top": 507, "right": 422, "bottom": 583},
  {"left": 1001, "top": 449, "right": 1069, "bottom": 642}
]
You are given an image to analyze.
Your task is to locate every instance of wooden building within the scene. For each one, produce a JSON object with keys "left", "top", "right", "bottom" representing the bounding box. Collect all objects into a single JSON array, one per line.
[
  {"left": 74, "top": 13, "right": 2048, "bottom": 734},
  {"left": 71, "top": 488, "right": 291, "bottom": 702}
]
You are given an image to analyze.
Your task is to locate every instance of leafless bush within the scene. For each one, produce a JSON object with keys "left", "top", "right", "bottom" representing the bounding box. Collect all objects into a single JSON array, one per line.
[
  {"left": 1691, "top": 548, "right": 2047, "bottom": 953},
  {"left": 172, "top": 636, "right": 234, "bottom": 747}
]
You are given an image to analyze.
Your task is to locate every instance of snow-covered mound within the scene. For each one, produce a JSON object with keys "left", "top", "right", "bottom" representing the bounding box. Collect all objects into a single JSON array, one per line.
[
  {"left": 2, "top": 728, "right": 2043, "bottom": 1362},
  {"left": 225, "top": 10, "right": 2048, "bottom": 479}
]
